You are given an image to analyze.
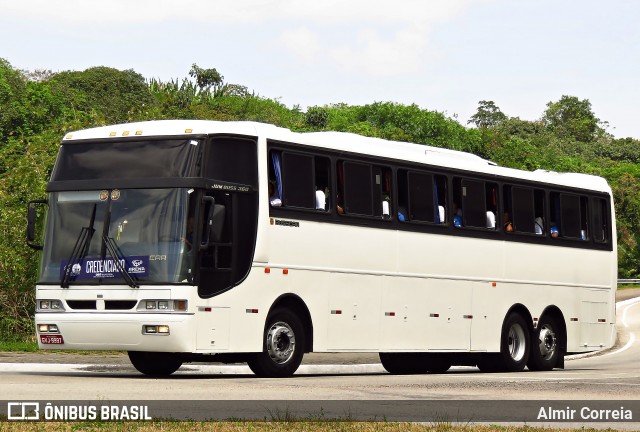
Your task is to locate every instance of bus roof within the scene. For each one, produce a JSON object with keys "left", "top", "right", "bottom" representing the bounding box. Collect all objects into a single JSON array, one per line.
[{"left": 63, "top": 119, "right": 611, "bottom": 194}]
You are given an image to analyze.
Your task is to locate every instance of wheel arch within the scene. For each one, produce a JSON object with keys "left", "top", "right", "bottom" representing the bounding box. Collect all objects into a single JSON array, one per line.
[
  {"left": 504, "top": 303, "right": 534, "bottom": 333},
  {"left": 267, "top": 294, "right": 314, "bottom": 353}
]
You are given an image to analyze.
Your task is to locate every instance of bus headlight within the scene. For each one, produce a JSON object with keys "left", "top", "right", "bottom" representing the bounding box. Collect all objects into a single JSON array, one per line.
[
  {"left": 138, "top": 300, "right": 188, "bottom": 312},
  {"left": 38, "top": 300, "right": 65, "bottom": 312},
  {"left": 38, "top": 324, "right": 60, "bottom": 333},
  {"left": 143, "top": 325, "right": 170, "bottom": 335}
]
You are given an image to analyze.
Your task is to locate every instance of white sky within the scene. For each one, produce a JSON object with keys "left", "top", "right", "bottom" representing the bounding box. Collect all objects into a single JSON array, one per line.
[{"left": 1, "top": 0, "right": 638, "bottom": 138}]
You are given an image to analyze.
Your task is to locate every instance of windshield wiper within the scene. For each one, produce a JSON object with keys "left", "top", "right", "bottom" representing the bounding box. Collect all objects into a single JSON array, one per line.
[
  {"left": 102, "top": 236, "right": 139, "bottom": 288},
  {"left": 61, "top": 205, "right": 96, "bottom": 288}
]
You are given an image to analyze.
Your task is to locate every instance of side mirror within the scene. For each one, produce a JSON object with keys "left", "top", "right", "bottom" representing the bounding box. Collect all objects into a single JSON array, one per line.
[
  {"left": 199, "top": 196, "right": 227, "bottom": 250},
  {"left": 26, "top": 199, "right": 48, "bottom": 250}
]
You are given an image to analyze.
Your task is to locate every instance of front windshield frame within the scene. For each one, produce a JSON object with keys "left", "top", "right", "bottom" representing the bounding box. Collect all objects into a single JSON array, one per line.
[{"left": 39, "top": 188, "right": 198, "bottom": 286}]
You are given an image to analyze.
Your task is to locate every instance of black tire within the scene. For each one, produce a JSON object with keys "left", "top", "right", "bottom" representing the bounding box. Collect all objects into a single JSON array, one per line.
[
  {"left": 247, "top": 308, "right": 305, "bottom": 378},
  {"left": 527, "top": 315, "right": 562, "bottom": 371},
  {"left": 476, "top": 354, "right": 502, "bottom": 373},
  {"left": 379, "top": 353, "right": 451, "bottom": 374},
  {"left": 380, "top": 353, "right": 418, "bottom": 374},
  {"left": 423, "top": 354, "right": 452, "bottom": 373},
  {"left": 128, "top": 351, "right": 183, "bottom": 376},
  {"left": 477, "top": 313, "right": 530, "bottom": 373},
  {"left": 500, "top": 312, "right": 531, "bottom": 372}
]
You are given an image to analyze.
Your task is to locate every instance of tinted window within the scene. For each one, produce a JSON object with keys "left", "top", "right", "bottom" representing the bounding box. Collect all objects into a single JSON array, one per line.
[
  {"left": 461, "top": 179, "right": 486, "bottom": 228},
  {"left": 343, "top": 162, "right": 373, "bottom": 216},
  {"left": 54, "top": 139, "right": 202, "bottom": 181},
  {"left": 282, "top": 153, "right": 315, "bottom": 208},
  {"left": 408, "top": 172, "right": 435, "bottom": 222},
  {"left": 207, "top": 137, "right": 258, "bottom": 186},
  {"left": 592, "top": 198, "right": 607, "bottom": 243}
]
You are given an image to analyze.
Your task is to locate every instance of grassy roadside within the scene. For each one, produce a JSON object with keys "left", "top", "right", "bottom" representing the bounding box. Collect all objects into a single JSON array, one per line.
[
  {"left": 0, "top": 342, "right": 38, "bottom": 352},
  {"left": 0, "top": 422, "right": 626, "bottom": 432}
]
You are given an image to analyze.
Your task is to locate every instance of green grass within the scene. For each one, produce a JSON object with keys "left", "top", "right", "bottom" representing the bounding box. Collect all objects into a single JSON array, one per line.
[
  {"left": 0, "top": 422, "right": 627, "bottom": 432},
  {"left": 0, "top": 341, "right": 38, "bottom": 352},
  {"left": 617, "top": 284, "right": 640, "bottom": 290}
]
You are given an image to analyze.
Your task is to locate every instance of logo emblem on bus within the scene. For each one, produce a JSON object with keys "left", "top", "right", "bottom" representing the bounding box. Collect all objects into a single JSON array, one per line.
[
  {"left": 111, "top": 189, "right": 121, "bottom": 201},
  {"left": 99, "top": 190, "right": 109, "bottom": 201}
]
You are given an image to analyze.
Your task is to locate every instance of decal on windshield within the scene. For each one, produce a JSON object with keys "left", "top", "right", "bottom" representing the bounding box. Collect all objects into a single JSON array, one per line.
[{"left": 60, "top": 256, "right": 149, "bottom": 280}]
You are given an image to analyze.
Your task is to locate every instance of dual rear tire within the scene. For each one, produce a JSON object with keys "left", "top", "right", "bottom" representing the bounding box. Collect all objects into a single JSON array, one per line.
[{"left": 477, "top": 312, "right": 562, "bottom": 373}]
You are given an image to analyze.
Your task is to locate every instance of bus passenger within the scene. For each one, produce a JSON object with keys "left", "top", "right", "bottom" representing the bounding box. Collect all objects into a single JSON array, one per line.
[
  {"left": 397, "top": 206, "right": 407, "bottom": 222},
  {"left": 336, "top": 192, "right": 344, "bottom": 215},
  {"left": 486, "top": 211, "right": 496, "bottom": 229},
  {"left": 269, "top": 182, "right": 282, "bottom": 207},
  {"left": 382, "top": 196, "right": 391, "bottom": 219},
  {"left": 550, "top": 223, "right": 559, "bottom": 238},
  {"left": 453, "top": 203, "right": 463, "bottom": 228},
  {"left": 438, "top": 205, "right": 445, "bottom": 224},
  {"left": 534, "top": 217, "right": 544, "bottom": 235},
  {"left": 315, "top": 188, "right": 326, "bottom": 210},
  {"left": 503, "top": 212, "right": 513, "bottom": 232}
]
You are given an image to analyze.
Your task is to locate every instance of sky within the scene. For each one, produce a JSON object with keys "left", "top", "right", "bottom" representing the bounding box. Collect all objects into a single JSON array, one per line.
[{"left": 1, "top": 0, "right": 638, "bottom": 138}]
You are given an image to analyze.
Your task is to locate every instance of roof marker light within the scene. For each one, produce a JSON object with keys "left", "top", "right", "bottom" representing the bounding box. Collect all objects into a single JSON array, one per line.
[
  {"left": 185, "top": 129, "right": 193, "bottom": 133},
  {"left": 65, "top": 134, "right": 73, "bottom": 139},
  {"left": 122, "top": 131, "right": 130, "bottom": 136},
  {"left": 109, "top": 132, "right": 116, "bottom": 137},
  {"left": 135, "top": 130, "right": 143, "bottom": 135}
]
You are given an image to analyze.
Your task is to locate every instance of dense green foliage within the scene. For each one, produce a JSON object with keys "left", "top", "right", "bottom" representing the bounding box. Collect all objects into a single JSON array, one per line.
[{"left": 1, "top": 58, "right": 639, "bottom": 342}]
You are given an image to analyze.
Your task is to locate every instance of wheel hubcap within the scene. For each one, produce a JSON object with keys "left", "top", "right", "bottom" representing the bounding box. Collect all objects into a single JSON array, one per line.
[
  {"left": 508, "top": 323, "right": 526, "bottom": 362},
  {"left": 266, "top": 321, "right": 295, "bottom": 364},
  {"left": 538, "top": 324, "right": 557, "bottom": 360}
]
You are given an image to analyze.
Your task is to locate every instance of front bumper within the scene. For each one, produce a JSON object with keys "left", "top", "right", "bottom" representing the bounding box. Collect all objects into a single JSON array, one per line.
[{"left": 35, "top": 312, "right": 196, "bottom": 352}]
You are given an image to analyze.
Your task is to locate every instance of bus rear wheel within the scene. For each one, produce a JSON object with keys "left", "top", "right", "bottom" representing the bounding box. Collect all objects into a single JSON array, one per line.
[
  {"left": 527, "top": 315, "right": 561, "bottom": 371},
  {"left": 128, "top": 351, "right": 183, "bottom": 376},
  {"left": 477, "top": 312, "right": 530, "bottom": 373},
  {"left": 499, "top": 312, "right": 530, "bottom": 372},
  {"left": 247, "top": 308, "right": 305, "bottom": 378}
]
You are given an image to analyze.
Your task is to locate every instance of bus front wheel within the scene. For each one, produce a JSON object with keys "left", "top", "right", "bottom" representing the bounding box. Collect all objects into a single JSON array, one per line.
[
  {"left": 527, "top": 315, "right": 561, "bottom": 371},
  {"left": 128, "top": 351, "right": 183, "bottom": 376},
  {"left": 247, "top": 308, "right": 305, "bottom": 378}
]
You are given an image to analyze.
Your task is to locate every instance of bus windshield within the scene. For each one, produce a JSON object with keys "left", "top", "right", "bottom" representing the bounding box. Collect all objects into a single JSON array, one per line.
[{"left": 39, "top": 188, "right": 195, "bottom": 285}]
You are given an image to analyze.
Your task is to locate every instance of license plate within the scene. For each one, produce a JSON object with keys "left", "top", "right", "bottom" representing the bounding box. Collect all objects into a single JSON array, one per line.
[{"left": 40, "top": 335, "right": 64, "bottom": 345}]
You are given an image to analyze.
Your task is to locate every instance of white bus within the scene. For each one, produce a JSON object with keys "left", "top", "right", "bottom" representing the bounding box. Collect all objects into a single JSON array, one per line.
[{"left": 27, "top": 120, "right": 617, "bottom": 377}]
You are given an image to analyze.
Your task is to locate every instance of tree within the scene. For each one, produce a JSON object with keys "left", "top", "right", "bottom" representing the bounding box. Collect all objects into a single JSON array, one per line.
[
  {"left": 49, "top": 67, "right": 154, "bottom": 123},
  {"left": 189, "top": 64, "right": 224, "bottom": 95},
  {"left": 542, "top": 95, "right": 600, "bottom": 142},
  {"left": 468, "top": 100, "right": 507, "bottom": 129}
]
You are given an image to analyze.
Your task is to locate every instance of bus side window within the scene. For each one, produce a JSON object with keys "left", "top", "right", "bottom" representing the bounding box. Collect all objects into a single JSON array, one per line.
[
  {"left": 485, "top": 183, "right": 498, "bottom": 230},
  {"left": 591, "top": 197, "right": 608, "bottom": 243},
  {"left": 269, "top": 149, "right": 331, "bottom": 212},
  {"left": 551, "top": 192, "right": 589, "bottom": 240},
  {"left": 457, "top": 178, "right": 488, "bottom": 229},
  {"left": 339, "top": 160, "right": 392, "bottom": 220},
  {"left": 398, "top": 170, "right": 447, "bottom": 224}
]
